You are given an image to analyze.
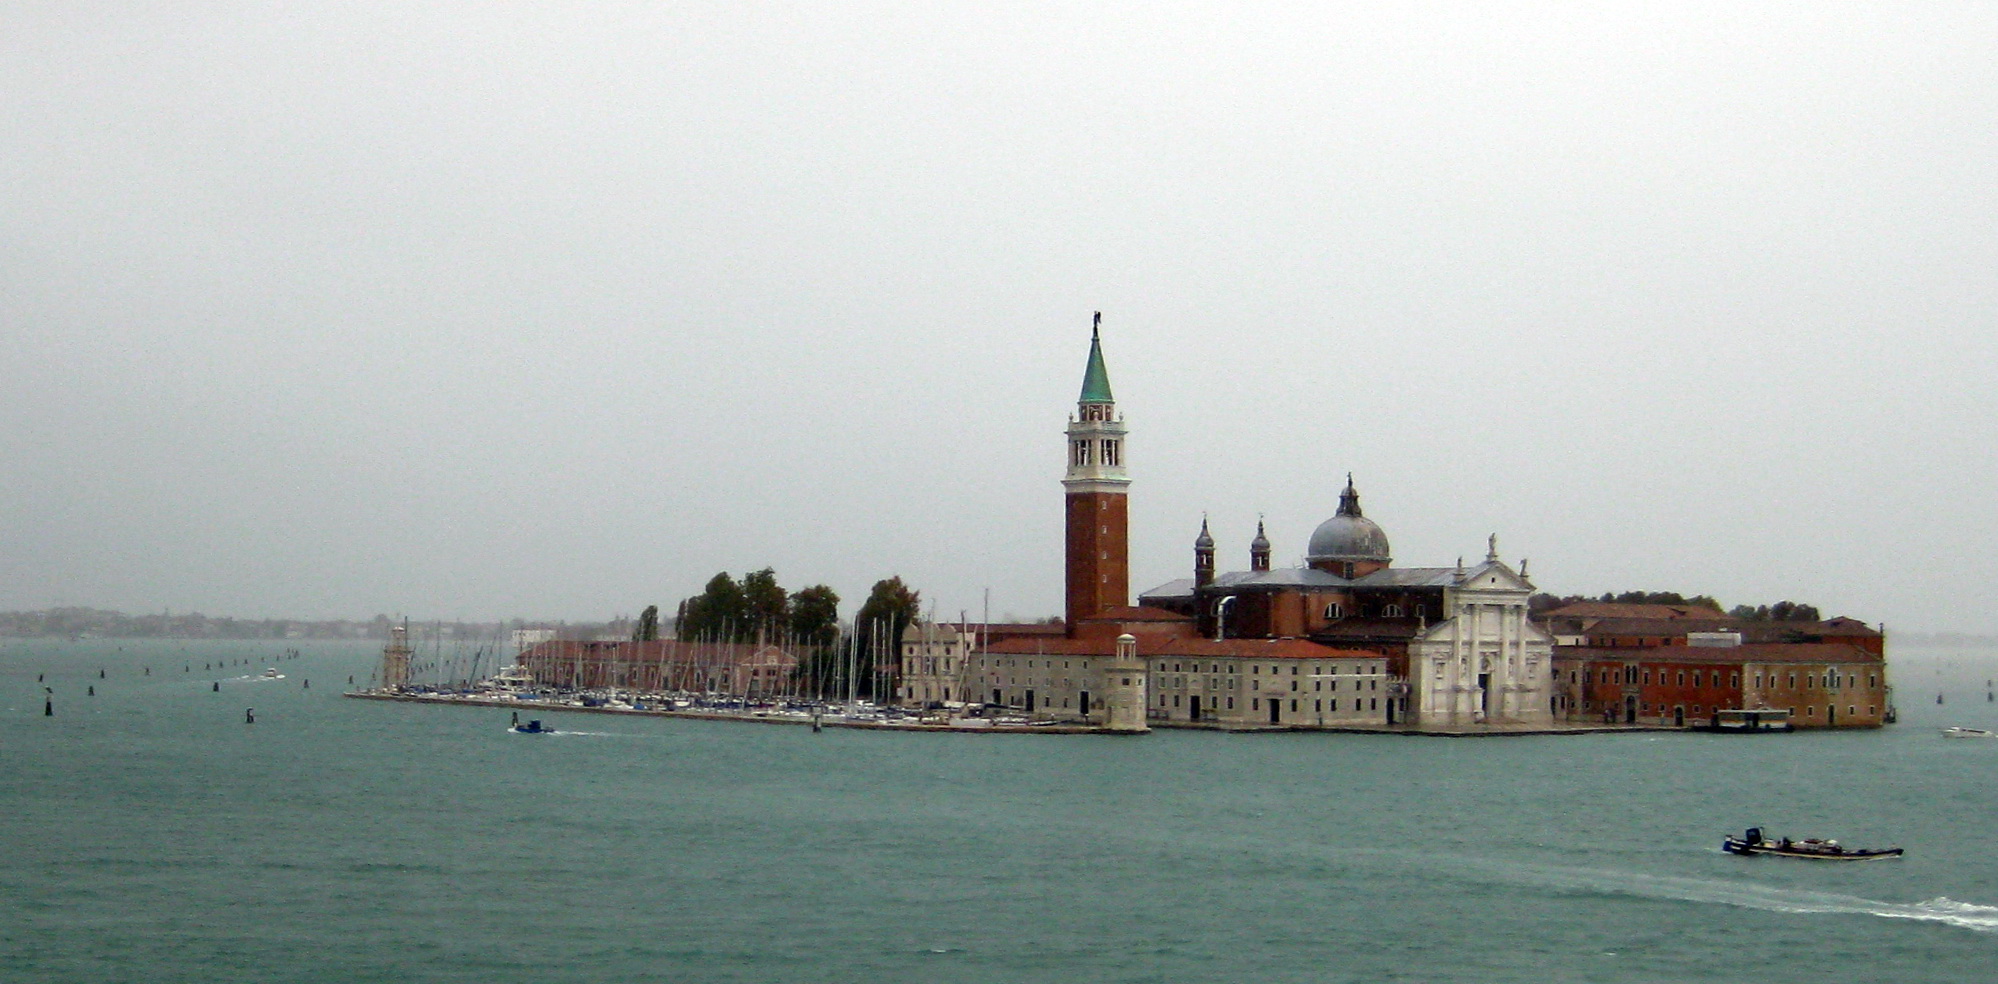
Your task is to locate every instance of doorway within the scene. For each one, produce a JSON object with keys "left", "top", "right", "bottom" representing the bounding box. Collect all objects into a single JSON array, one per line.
[
  {"left": 1673, "top": 705, "right": 1685, "bottom": 727},
  {"left": 1268, "top": 699, "right": 1281, "bottom": 725},
  {"left": 1025, "top": 690, "right": 1035, "bottom": 713},
  {"left": 1189, "top": 695, "right": 1201, "bottom": 722},
  {"left": 1625, "top": 695, "right": 1637, "bottom": 724}
]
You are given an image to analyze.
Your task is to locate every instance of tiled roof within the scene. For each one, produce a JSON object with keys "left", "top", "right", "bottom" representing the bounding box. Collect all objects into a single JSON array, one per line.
[
  {"left": 1541, "top": 602, "right": 1729, "bottom": 620},
  {"left": 1224, "top": 568, "right": 1350, "bottom": 589},
  {"left": 1567, "top": 618, "right": 1881, "bottom": 641},
  {"left": 1569, "top": 617, "right": 1740, "bottom": 636},
  {"left": 1311, "top": 619, "right": 1423, "bottom": 640},
  {"left": 1083, "top": 605, "right": 1194, "bottom": 622},
  {"left": 1558, "top": 642, "right": 1880, "bottom": 664},
  {"left": 984, "top": 634, "right": 1373, "bottom": 661},
  {"left": 1352, "top": 567, "right": 1463, "bottom": 587},
  {"left": 1138, "top": 578, "right": 1197, "bottom": 601}
]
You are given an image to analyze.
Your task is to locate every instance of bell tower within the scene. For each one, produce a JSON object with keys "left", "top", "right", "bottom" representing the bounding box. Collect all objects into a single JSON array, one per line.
[{"left": 1064, "top": 313, "right": 1130, "bottom": 631}]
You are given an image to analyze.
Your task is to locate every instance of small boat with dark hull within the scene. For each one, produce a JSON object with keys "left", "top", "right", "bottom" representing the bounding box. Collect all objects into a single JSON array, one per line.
[
  {"left": 1722, "top": 827, "right": 1902, "bottom": 860},
  {"left": 508, "top": 711, "right": 556, "bottom": 735}
]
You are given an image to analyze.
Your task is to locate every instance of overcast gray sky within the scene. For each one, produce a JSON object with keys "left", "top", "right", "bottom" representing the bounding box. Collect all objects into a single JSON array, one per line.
[{"left": 4, "top": 3, "right": 1994, "bottom": 632}]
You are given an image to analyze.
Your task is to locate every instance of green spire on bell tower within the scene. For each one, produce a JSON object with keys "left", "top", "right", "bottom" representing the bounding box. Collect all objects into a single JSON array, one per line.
[{"left": 1079, "top": 311, "right": 1114, "bottom": 404}]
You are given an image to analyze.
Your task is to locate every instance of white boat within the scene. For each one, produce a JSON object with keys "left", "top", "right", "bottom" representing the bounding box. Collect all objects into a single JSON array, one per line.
[
  {"left": 261, "top": 668, "right": 285, "bottom": 680},
  {"left": 1942, "top": 726, "right": 1998, "bottom": 738}
]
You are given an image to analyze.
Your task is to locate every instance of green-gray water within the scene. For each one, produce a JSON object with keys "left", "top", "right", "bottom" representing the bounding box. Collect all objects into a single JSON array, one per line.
[{"left": 5, "top": 639, "right": 1997, "bottom": 983}]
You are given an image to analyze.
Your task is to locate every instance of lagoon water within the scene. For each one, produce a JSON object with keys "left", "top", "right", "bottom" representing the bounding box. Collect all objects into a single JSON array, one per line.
[{"left": 5, "top": 639, "right": 1998, "bottom": 983}]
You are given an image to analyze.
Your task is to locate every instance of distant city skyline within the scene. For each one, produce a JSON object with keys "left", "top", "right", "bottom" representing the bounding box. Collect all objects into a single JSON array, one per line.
[{"left": 5, "top": 5, "right": 1994, "bottom": 633}]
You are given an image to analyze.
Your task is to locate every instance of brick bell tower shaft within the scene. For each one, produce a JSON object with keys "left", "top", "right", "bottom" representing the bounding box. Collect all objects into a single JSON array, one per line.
[{"left": 1063, "top": 313, "right": 1131, "bottom": 633}]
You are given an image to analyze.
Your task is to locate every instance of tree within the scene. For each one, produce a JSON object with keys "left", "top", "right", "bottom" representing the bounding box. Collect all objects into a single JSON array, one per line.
[
  {"left": 1727, "top": 601, "right": 1823, "bottom": 623},
  {"left": 787, "top": 584, "right": 842, "bottom": 697},
  {"left": 678, "top": 572, "right": 747, "bottom": 641},
  {"left": 740, "top": 568, "right": 790, "bottom": 643},
  {"left": 854, "top": 576, "right": 921, "bottom": 701},
  {"left": 788, "top": 585, "right": 841, "bottom": 649},
  {"left": 633, "top": 605, "right": 660, "bottom": 642}
]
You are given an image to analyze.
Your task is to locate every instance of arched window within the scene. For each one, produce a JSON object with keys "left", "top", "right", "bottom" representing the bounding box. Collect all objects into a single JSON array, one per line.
[
  {"left": 1323, "top": 602, "right": 1343, "bottom": 619},
  {"left": 1383, "top": 604, "right": 1402, "bottom": 618}
]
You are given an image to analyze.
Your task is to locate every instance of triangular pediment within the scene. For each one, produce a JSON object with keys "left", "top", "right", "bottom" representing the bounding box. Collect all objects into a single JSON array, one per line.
[{"left": 1456, "top": 560, "right": 1533, "bottom": 593}]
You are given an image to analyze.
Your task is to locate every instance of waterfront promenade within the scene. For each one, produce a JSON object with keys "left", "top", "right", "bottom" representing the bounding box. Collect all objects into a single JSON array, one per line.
[{"left": 345, "top": 689, "right": 1657, "bottom": 737}]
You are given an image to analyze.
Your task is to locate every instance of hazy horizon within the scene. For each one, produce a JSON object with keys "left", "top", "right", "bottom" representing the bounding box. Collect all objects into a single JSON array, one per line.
[{"left": 5, "top": 5, "right": 1994, "bottom": 632}]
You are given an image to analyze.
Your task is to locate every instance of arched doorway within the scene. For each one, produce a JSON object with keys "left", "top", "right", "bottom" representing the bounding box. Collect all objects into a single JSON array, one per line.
[{"left": 1673, "top": 705, "right": 1685, "bottom": 727}]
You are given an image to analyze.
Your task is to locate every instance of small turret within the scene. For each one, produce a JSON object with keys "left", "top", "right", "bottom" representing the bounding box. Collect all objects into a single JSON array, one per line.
[
  {"left": 1250, "top": 518, "right": 1272, "bottom": 572},
  {"left": 1194, "top": 516, "right": 1216, "bottom": 588}
]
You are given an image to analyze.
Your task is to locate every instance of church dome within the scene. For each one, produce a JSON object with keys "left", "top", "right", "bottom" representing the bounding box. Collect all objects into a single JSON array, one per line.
[{"left": 1305, "top": 476, "right": 1391, "bottom": 565}]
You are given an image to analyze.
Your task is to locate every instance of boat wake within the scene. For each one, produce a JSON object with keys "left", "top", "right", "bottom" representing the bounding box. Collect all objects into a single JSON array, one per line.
[{"left": 1494, "top": 861, "right": 1998, "bottom": 934}]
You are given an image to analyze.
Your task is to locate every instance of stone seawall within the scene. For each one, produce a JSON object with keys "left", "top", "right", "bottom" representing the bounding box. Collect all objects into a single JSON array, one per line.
[{"left": 342, "top": 690, "right": 1122, "bottom": 735}]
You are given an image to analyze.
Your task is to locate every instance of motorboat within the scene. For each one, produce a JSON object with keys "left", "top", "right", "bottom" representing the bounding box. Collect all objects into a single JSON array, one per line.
[
  {"left": 1722, "top": 827, "right": 1902, "bottom": 860},
  {"left": 1704, "top": 708, "right": 1792, "bottom": 733},
  {"left": 508, "top": 711, "right": 555, "bottom": 734},
  {"left": 261, "top": 668, "right": 285, "bottom": 680},
  {"left": 1942, "top": 726, "right": 1998, "bottom": 738}
]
